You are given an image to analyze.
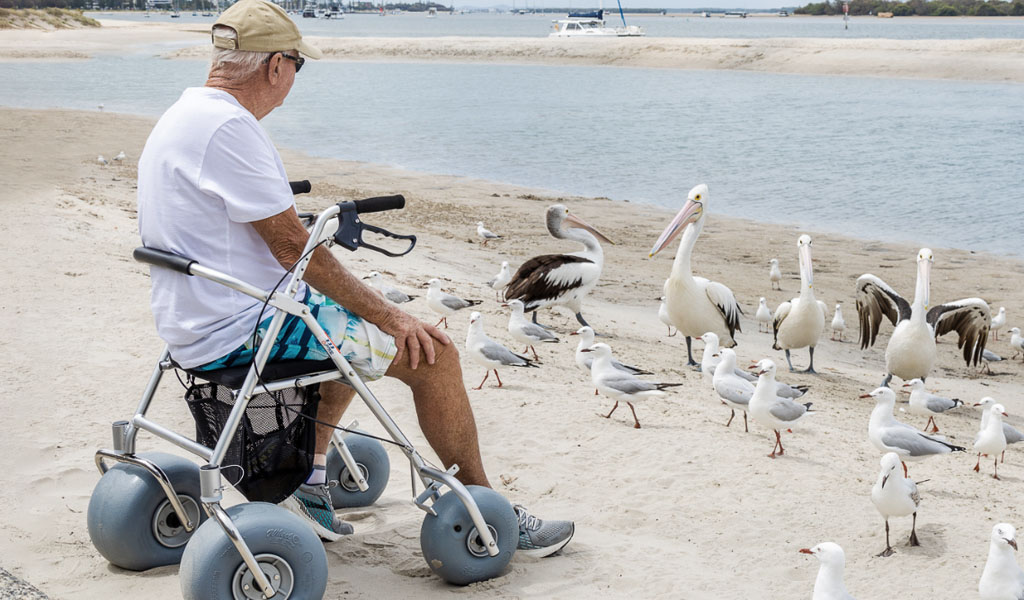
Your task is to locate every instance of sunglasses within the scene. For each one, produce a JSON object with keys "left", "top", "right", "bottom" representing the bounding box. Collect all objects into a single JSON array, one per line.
[{"left": 267, "top": 52, "right": 304, "bottom": 73}]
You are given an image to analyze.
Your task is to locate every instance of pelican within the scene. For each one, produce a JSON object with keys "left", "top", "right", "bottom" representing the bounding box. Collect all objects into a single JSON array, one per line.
[
  {"left": 855, "top": 248, "right": 990, "bottom": 387},
  {"left": 772, "top": 235, "right": 827, "bottom": 373},
  {"left": 755, "top": 298, "right": 772, "bottom": 333},
  {"left": 504, "top": 204, "right": 613, "bottom": 329},
  {"left": 769, "top": 258, "right": 782, "bottom": 290},
  {"left": 831, "top": 304, "right": 846, "bottom": 341},
  {"left": 990, "top": 307, "right": 1006, "bottom": 340},
  {"left": 649, "top": 184, "right": 743, "bottom": 366}
]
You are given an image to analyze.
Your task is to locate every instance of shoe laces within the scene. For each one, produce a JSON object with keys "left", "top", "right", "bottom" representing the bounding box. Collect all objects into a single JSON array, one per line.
[{"left": 514, "top": 505, "right": 540, "bottom": 532}]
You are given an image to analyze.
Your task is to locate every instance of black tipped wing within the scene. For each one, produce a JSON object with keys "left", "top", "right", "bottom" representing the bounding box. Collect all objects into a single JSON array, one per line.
[
  {"left": 927, "top": 298, "right": 990, "bottom": 367},
  {"left": 855, "top": 274, "right": 911, "bottom": 350}
]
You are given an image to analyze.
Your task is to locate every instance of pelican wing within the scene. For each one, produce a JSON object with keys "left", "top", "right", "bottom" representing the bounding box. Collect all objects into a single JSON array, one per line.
[
  {"left": 504, "top": 254, "right": 592, "bottom": 311},
  {"left": 927, "top": 298, "right": 990, "bottom": 366},
  {"left": 772, "top": 300, "right": 792, "bottom": 349},
  {"left": 855, "top": 274, "right": 912, "bottom": 350},
  {"left": 703, "top": 280, "right": 743, "bottom": 338},
  {"left": 768, "top": 399, "right": 810, "bottom": 423}
]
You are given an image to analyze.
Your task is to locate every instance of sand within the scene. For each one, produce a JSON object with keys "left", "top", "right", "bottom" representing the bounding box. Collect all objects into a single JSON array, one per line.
[
  {"left": 0, "top": 104, "right": 1022, "bottom": 599},
  {"left": 1, "top": 18, "right": 1023, "bottom": 82}
]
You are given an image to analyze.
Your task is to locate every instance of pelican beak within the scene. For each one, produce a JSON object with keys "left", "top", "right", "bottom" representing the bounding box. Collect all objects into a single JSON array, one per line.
[
  {"left": 798, "top": 548, "right": 814, "bottom": 555},
  {"left": 565, "top": 212, "right": 614, "bottom": 245},
  {"left": 1008, "top": 538, "right": 1019, "bottom": 551},
  {"left": 859, "top": 393, "right": 873, "bottom": 399},
  {"left": 881, "top": 474, "right": 889, "bottom": 488},
  {"left": 649, "top": 199, "right": 702, "bottom": 257}
]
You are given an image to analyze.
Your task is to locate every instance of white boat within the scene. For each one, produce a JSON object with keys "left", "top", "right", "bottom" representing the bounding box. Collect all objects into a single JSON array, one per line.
[
  {"left": 427, "top": 6, "right": 437, "bottom": 17},
  {"left": 722, "top": 11, "right": 748, "bottom": 17},
  {"left": 549, "top": 7, "right": 645, "bottom": 37}
]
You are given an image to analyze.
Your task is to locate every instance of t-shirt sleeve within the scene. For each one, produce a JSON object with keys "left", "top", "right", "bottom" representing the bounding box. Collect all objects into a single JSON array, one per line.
[{"left": 198, "top": 116, "right": 295, "bottom": 223}]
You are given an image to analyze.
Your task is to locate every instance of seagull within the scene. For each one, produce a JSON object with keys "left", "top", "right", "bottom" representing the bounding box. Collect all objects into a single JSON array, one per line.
[
  {"left": 974, "top": 402, "right": 1009, "bottom": 479},
  {"left": 748, "top": 359, "right": 813, "bottom": 458},
  {"left": 871, "top": 452, "right": 921, "bottom": 557},
  {"left": 649, "top": 184, "right": 743, "bottom": 366},
  {"left": 991, "top": 307, "right": 1007, "bottom": 340},
  {"left": 700, "top": 332, "right": 808, "bottom": 398},
  {"left": 865, "top": 386, "right": 965, "bottom": 475},
  {"left": 981, "top": 349, "right": 1004, "bottom": 374},
  {"left": 113, "top": 150, "right": 126, "bottom": 162},
  {"left": 979, "top": 523, "right": 1024, "bottom": 600},
  {"left": 769, "top": 258, "right": 782, "bottom": 290},
  {"left": 486, "top": 261, "right": 512, "bottom": 301},
  {"left": 772, "top": 235, "right": 827, "bottom": 373},
  {"left": 974, "top": 397, "right": 1024, "bottom": 464},
  {"left": 427, "top": 278, "right": 481, "bottom": 328},
  {"left": 799, "top": 543, "right": 856, "bottom": 600},
  {"left": 364, "top": 271, "right": 417, "bottom": 304},
  {"left": 97, "top": 103, "right": 104, "bottom": 111},
  {"left": 903, "top": 378, "right": 963, "bottom": 433},
  {"left": 572, "top": 326, "right": 652, "bottom": 388},
  {"left": 755, "top": 297, "right": 772, "bottom": 333},
  {"left": 476, "top": 221, "right": 501, "bottom": 246},
  {"left": 658, "top": 296, "right": 676, "bottom": 337},
  {"left": 831, "top": 304, "right": 846, "bottom": 341},
  {"left": 582, "top": 343, "right": 681, "bottom": 429},
  {"left": 505, "top": 299, "right": 559, "bottom": 360},
  {"left": 712, "top": 349, "right": 755, "bottom": 432},
  {"left": 97, "top": 155, "right": 108, "bottom": 166},
  {"left": 1010, "top": 328, "right": 1024, "bottom": 361},
  {"left": 855, "top": 248, "right": 990, "bottom": 387},
  {"left": 465, "top": 311, "right": 538, "bottom": 390},
  {"left": 504, "top": 204, "right": 613, "bottom": 329}
]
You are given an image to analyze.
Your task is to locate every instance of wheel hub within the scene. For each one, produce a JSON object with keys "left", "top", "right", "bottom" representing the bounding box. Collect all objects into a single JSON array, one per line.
[
  {"left": 339, "top": 463, "right": 369, "bottom": 493},
  {"left": 232, "top": 553, "right": 294, "bottom": 600},
  {"left": 152, "top": 495, "right": 200, "bottom": 548},
  {"left": 465, "top": 524, "right": 499, "bottom": 558}
]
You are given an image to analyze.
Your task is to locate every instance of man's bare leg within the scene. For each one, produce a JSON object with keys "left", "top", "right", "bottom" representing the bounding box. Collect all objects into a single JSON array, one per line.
[{"left": 315, "top": 381, "right": 356, "bottom": 454}]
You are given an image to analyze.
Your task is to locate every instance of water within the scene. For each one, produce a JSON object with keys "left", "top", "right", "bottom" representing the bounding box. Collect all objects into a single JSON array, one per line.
[
  {"left": 90, "top": 11, "right": 1024, "bottom": 40},
  {"left": 2, "top": 55, "right": 1021, "bottom": 256}
]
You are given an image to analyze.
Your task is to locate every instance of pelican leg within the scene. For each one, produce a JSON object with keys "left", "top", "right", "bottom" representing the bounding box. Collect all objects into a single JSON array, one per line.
[
  {"left": 530, "top": 311, "right": 551, "bottom": 329},
  {"left": 909, "top": 512, "right": 920, "bottom": 546},
  {"left": 881, "top": 373, "right": 893, "bottom": 388},
  {"left": 473, "top": 371, "right": 489, "bottom": 390},
  {"left": 602, "top": 401, "right": 620, "bottom": 419},
  {"left": 725, "top": 409, "right": 735, "bottom": 428},
  {"left": 493, "top": 370, "right": 503, "bottom": 388},
  {"left": 574, "top": 312, "right": 591, "bottom": 328},
  {"left": 685, "top": 337, "right": 699, "bottom": 368},
  {"left": 784, "top": 349, "right": 795, "bottom": 372},
  {"left": 878, "top": 520, "right": 895, "bottom": 557},
  {"left": 627, "top": 402, "right": 641, "bottom": 429},
  {"left": 802, "top": 347, "right": 818, "bottom": 374}
]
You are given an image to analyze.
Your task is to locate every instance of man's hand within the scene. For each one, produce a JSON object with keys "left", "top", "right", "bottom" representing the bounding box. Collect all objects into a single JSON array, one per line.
[{"left": 377, "top": 308, "right": 451, "bottom": 370}]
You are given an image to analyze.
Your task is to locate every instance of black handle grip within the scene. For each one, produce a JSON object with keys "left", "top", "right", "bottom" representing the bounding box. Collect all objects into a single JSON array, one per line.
[
  {"left": 289, "top": 180, "right": 311, "bottom": 195},
  {"left": 133, "top": 247, "right": 195, "bottom": 275},
  {"left": 353, "top": 195, "right": 405, "bottom": 214}
]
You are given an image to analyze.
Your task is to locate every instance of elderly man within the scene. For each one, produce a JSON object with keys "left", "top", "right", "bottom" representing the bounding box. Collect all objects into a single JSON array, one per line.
[{"left": 137, "top": 0, "right": 572, "bottom": 557}]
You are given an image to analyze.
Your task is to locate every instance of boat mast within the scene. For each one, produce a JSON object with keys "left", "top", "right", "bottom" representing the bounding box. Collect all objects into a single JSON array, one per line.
[{"left": 616, "top": 0, "right": 627, "bottom": 26}]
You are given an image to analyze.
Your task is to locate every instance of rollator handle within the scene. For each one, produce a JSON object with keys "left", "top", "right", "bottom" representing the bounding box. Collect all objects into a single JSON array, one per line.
[
  {"left": 354, "top": 195, "right": 405, "bottom": 214},
  {"left": 289, "top": 180, "right": 312, "bottom": 195}
]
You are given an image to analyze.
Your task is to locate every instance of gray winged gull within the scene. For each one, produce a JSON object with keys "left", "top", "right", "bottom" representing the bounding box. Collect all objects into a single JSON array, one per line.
[
  {"left": 427, "top": 278, "right": 481, "bottom": 329},
  {"left": 581, "top": 343, "right": 680, "bottom": 429},
  {"left": 465, "top": 311, "right": 537, "bottom": 390}
]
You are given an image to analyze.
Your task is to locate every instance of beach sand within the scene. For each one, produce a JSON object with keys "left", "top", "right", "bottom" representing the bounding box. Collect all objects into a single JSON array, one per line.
[
  {"left": 1, "top": 18, "right": 1023, "bottom": 82},
  {"left": 0, "top": 105, "right": 1022, "bottom": 599}
]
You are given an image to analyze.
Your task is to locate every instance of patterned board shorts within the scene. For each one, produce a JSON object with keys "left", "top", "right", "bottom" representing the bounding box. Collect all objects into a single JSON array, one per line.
[{"left": 198, "top": 288, "right": 397, "bottom": 381}]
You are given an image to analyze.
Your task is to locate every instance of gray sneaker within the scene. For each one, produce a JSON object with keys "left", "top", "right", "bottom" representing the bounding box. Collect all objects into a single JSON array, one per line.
[
  {"left": 281, "top": 482, "right": 354, "bottom": 542},
  {"left": 514, "top": 505, "right": 574, "bottom": 558}
]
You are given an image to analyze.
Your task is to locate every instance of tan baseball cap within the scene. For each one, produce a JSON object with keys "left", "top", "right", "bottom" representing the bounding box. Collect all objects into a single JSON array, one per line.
[{"left": 213, "top": 0, "right": 322, "bottom": 60}]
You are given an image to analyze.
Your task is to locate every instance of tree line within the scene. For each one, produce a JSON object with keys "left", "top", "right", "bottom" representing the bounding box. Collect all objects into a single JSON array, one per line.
[{"left": 796, "top": 0, "right": 1024, "bottom": 15}]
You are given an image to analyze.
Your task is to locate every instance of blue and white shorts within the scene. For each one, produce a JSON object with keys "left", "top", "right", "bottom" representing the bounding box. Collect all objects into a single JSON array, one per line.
[{"left": 199, "top": 288, "right": 397, "bottom": 381}]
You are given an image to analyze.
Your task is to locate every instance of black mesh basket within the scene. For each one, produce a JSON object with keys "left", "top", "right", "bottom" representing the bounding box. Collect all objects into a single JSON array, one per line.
[{"left": 185, "top": 382, "right": 321, "bottom": 504}]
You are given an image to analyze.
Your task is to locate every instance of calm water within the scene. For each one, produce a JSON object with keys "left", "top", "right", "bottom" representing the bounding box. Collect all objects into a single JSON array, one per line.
[
  {"left": 2, "top": 55, "right": 1021, "bottom": 255},
  {"left": 90, "top": 10, "right": 1024, "bottom": 40}
]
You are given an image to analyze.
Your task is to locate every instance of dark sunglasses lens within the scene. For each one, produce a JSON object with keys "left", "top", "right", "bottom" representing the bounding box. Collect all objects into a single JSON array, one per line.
[{"left": 295, "top": 57, "right": 303, "bottom": 73}]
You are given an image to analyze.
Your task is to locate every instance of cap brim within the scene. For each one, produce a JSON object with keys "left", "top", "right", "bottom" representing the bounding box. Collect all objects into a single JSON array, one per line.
[{"left": 297, "top": 39, "right": 322, "bottom": 60}]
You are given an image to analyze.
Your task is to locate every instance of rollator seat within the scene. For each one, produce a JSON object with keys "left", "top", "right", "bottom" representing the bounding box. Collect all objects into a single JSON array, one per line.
[{"left": 181, "top": 359, "right": 337, "bottom": 389}]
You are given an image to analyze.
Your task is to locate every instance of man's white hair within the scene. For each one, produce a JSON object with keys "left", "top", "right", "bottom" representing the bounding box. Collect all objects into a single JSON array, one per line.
[{"left": 210, "top": 25, "right": 272, "bottom": 80}]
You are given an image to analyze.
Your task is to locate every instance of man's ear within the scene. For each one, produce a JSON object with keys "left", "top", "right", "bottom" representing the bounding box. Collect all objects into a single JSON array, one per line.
[{"left": 266, "top": 53, "right": 282, "bottom": 83}]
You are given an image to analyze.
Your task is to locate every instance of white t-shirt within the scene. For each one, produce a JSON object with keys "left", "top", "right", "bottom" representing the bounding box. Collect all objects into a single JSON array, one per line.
[{"left": 138, "top": 87, "right": 305, "bottom": 368}]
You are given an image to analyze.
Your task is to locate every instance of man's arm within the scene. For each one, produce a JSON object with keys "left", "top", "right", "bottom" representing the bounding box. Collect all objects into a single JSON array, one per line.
[{"left": 250, "top": 207, "right": 449, "bottom": 369}]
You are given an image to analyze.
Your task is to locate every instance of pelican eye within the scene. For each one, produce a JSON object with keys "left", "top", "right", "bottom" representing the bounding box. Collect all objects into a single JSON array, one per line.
[{"left": 695, "top": 195, "right": 702, "bottom": 201}]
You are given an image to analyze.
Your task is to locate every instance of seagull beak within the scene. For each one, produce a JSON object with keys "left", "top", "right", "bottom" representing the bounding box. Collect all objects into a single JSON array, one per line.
[
  {"left": 798, "top": 548, "right": 814, "bottom": 555},
  {"left": 748, "top": 364, "right": 758, "bottom": 370},
  {"left": 501, "top": 303, "right": 509, "bottom": 307},
  {"left": 973, "top": 402, "right": 983, "bottom": 406},
  {"left": 712, "top": 353, "right": 719, "bottom": 358},
  {"left": 649, "top": 199, "right": 702, "bottom": 258},
  {"left": 902, "top": 383, "right": 911, "bottom": 387},
  {"left": 361, "top": 275, "right": 370, "bottom": 280},
  {"left": 881, "top": 474, "right": 889, "bottom": 488},
  {"left": 859, "top": 393, "right": 873, "bottom": 399},
  {"left": 570, "top": 332, "right": 579, "bottom": 336},
  {"left": 1003, "top": 412, "right": 1009, "bottom": 417},
  {"left": 580, "top": 348, "right": 593, "bottom": 353},
  {"left": 757, "top": 370, "right": 767, "bottom": 376},
  {"left": 564, "top": 212, "right": 614, "bottom": 245},
  {"left": 1008, "top": 538, "right": 1019, "bottom": 551}
]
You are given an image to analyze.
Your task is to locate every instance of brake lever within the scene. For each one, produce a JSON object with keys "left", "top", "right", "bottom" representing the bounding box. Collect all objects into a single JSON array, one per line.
[
  {"left": 358, "top": 224, "right": 417, "bottom": 257},
  {"left": 332, "top": 203, "right": 417, "bottom": 257}
]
